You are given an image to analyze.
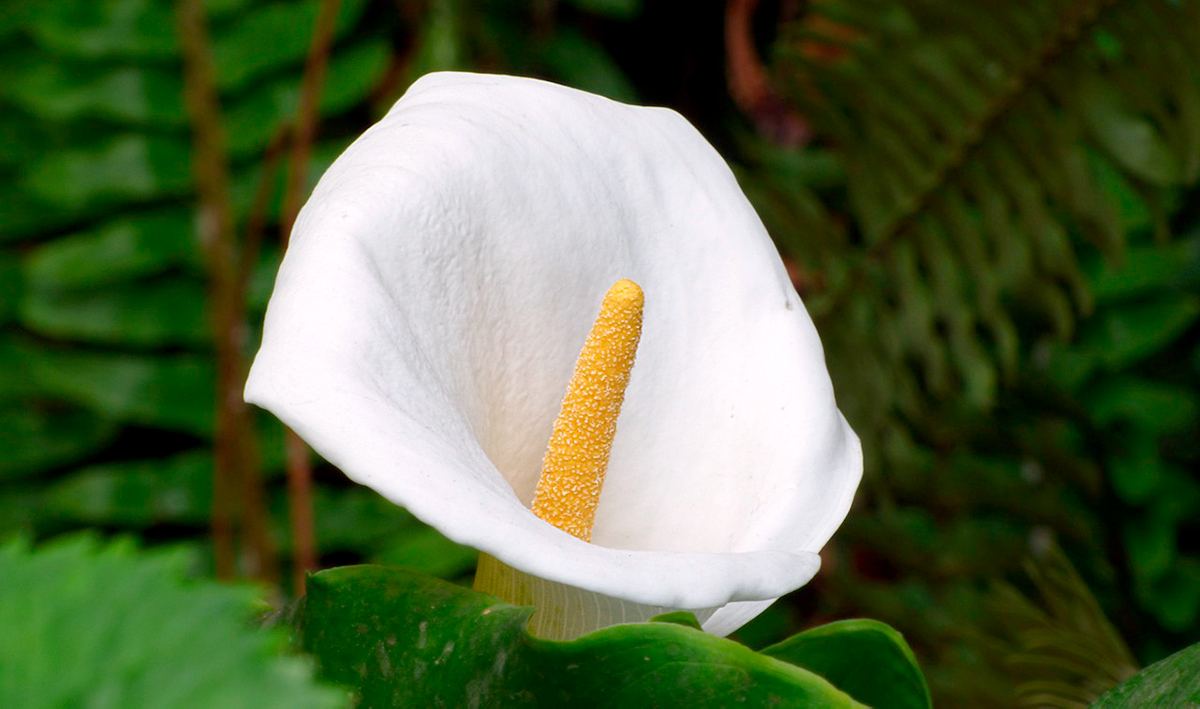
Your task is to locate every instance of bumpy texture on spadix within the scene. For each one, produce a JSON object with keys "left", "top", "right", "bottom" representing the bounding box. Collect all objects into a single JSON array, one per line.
[
  {"left": 245, "top": 72, "right": 862, "bottom": 638},
  {"left": 532, "top": 279, "right": 643, "bottom": 542}
]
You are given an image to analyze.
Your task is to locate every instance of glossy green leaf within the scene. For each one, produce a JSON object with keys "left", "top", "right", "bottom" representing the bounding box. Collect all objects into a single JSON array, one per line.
[
  {"left": 0, "top": 402, "right": 118, "bottom": 480},
  {"left": 43, "top": 450, "right": 213, "bottom": 526},
  {"left": 25, "top": 134, "right": 193, "bottom": 210},
  {"left": 0, "top": 535, "right": 344, "bottom": 709},
  {"left": 1091, "top": 640, "right": 1200, "bottom": 707},
  {"left": 22, "top": 209, "right": 200, "bottom": 288},
  {"left": 762, "top": 619, "right": 931, "bottom": 709},
  {"left": 650, "top": 611, "right": 704, "bottom": 630},
  {"left": 299, "top": 566, "right": 862, "bottom": 708}
]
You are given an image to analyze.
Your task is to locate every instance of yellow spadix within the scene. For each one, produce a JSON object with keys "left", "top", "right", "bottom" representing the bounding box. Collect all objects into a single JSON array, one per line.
[{"left": 531, "top": 279, "right": 644, "bottom": 542}]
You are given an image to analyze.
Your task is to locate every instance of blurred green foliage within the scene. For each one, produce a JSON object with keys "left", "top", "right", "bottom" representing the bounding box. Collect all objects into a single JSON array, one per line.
[
  {"left": 0, "top": 534, "right": 343, "bottom": 708},
  {"left": 0, "top": 0, "right": 1198, "bottom": 706},
  {"left": 736, "top": 0, "right": 1200, "bottom": 705},
  {"left": 0, "top": 0, "right": 468, "bottom": 575}
]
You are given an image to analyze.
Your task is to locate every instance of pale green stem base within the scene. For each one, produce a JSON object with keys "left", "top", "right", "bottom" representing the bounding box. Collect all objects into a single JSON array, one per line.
[{"left": 473, "top": 553, "right": 716, "bottom": 640}]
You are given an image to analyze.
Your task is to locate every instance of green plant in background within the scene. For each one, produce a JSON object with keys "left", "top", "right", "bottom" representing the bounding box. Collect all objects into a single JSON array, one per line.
[
  {"left": 0, "top": 534, "right": 343, "bottom": 708},
  {"left": 736, "top": 0, "right": 1200, "bottom": 704},
  {"left": 1051, "top": 233, "right": 1200, "bottom": 640},
  {"left": 0, "top": 0, "right": 395, "bottom": 570},
  {"left": 988, "top": 539, "right": 1139, "bottom": 706},
  {"left": 0, "top": 0, "right": 648, "bottom": 582}
]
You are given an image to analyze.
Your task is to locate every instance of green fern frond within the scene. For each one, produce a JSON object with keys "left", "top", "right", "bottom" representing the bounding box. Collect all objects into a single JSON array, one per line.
[
  {"left": 987, "top": 538, "right": 1138, "bottom": 707},
  {"left": 774, "top": 0, "right": 1200, "bottom": 409}
]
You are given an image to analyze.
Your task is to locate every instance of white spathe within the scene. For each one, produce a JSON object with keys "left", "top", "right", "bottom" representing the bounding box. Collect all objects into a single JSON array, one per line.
[{"left": 245, "top": 72, "right": 861, "bottom": 637}]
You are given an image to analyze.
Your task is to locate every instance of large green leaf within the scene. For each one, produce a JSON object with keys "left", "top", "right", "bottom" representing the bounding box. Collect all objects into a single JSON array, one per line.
[
  {"left": 1091, "top": 640, "right": 1200, "bottom": 707},
  {"left": 0, "top": 534, "right": 344, "bottom": 709},
  {"left": 762, "top": 619, "right": 932, "bottom": 709},
  {"left": 298, "top": 565, "right": 863, "bottom": 708}
]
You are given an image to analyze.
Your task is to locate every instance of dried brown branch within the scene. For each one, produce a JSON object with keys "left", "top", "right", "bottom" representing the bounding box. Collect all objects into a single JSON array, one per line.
[
  {"left": 176, "top": 0, "right": 278, "bottom": 583},
  {"left": 725, "top": 0, "right": 812, "bottom": 146}
]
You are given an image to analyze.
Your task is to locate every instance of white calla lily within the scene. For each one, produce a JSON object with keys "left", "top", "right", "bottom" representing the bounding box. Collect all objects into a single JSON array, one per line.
[{"left": 245, "top": 72, "right": 861, "bottom": 639}]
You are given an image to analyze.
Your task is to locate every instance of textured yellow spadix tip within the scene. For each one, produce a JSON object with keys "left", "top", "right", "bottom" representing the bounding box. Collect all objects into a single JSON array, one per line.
[{"left": 531, "top": 279, "right": 644, "bottom": 542}]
